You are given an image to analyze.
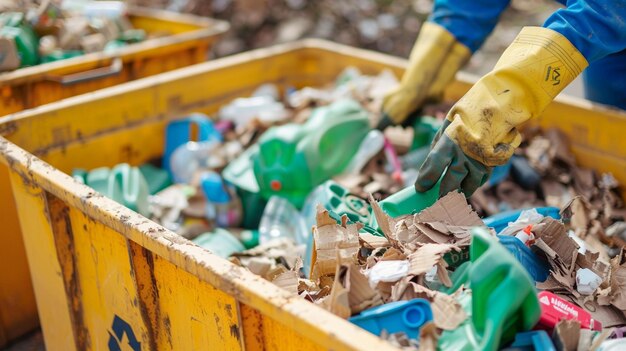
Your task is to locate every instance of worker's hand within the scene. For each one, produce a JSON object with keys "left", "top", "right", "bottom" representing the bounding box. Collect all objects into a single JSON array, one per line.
[
  {"left": 415, "top": 119, "right": 491, "bottom": 197},
  {"left": 377, "top": 22, "right": 470, "bottom": 130},
  {"left": 416, "top": 27, "right": 588, "bottom": 197}
]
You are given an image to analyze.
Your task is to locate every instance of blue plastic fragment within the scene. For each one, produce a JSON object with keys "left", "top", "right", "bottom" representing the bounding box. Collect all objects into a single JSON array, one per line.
[
  {"left": 506, "top": 330, "right": 556, "bottom": 351},
  {"left": 163, "top": 113, "right": 223, "bottom": 174},
  {"left": 349, "top": 299, "right": 433, "bottom": 339},
  {"left": 484, "top": 207, "right": 561, "bottom": 234},
  {"left": 497, "top": 235, "right": 550, "bottom": 282}
]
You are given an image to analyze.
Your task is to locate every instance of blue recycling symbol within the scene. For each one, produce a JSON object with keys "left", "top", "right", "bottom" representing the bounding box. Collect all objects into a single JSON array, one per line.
[{"left": 108, "top": 314, "right": 141, "bottom": 351}]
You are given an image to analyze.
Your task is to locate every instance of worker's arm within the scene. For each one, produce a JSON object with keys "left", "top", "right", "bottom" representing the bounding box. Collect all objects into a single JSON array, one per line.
[
  {"left": 430, "top": 0, "right": 512, "bottom": 53},
  {"left": 415, "top": 0, "right": 626, "bottom": 197},
  {"left": 379, "top": 0, "right": 511, "bottom": 128}
]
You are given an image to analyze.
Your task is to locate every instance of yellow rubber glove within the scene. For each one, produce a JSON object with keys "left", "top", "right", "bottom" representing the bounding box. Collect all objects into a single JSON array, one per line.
[
  {"left": 417, "top": 27, "right": 588, "bottom": 197},
  {"left": 379, "top": 22, "right": 470, "bottom": 128}
]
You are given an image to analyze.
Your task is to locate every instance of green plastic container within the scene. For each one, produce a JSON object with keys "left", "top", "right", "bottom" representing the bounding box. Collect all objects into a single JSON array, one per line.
[
  {"left": 139, "top": 163, "right": 172, "bottom": 195},
  {"left": 193, "top": 229, "right": 245, "bottom": 258},
  {"left": 377, "top": 184, "right": 440, "bottom": 219},
  {"left": 74, "top": 163, "right": 151, "bottom": 216},
  {"left": 252, "top": 99, "right": 370, "bottom": 208},
  {"left": 438, "top": 228, "right": 540, "bottom": 351}
]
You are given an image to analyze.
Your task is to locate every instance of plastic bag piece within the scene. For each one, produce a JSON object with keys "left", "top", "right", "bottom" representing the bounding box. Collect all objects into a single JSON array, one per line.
[
  {"left": 439, "top": 228, "right": 540, "bottom": 351},
  {"left": 163, "top": 113, "right": 223, "bottom": 175}
]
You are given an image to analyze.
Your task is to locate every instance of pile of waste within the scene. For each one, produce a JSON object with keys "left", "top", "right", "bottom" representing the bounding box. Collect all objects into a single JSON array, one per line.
[
  {"left": 0, "top": 0, "right": 150, "bottom": 71},
  {"left": 71, "top": 66, "right": 626, "bottom": 350}
]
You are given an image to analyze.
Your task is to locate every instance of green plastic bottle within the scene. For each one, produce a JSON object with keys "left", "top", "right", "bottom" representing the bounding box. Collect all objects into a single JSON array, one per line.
[
  {"left": 77, "top": 164, "right": 151, "bottom": 217},
  {"left": 193, "top": 229, "right": 245, "bottom": 258},
  {"left": 252, "top": 99, "right": 370, "bottom": 208},
  {"left": 438, "top": 228, "right": 541, "bottom": 351}
]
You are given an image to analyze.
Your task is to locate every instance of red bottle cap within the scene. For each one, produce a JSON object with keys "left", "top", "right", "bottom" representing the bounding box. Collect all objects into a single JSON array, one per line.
[{"left": 270, "top": 180, "right": 282, "bottom": 191}]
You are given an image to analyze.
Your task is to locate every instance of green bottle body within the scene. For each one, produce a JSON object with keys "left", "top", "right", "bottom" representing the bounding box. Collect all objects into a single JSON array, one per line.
[{"left": 253, "top": 99, "right": 370, "bottom": 208}]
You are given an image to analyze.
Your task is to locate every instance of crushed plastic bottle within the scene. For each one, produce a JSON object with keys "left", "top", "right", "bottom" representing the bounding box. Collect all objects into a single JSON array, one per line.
[
  {"left": 343, "top": 129, "right": 385, "bottom": 174},
  {"left": 258, "top": 196, "right": 308, "bottom": 246},
  {"left": 169, "top": 140, "right": 221, "bottom": 184}
]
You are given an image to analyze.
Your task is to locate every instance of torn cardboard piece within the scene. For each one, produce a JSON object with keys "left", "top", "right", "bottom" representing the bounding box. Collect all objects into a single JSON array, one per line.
[
  {"left": 310, "top": 206, "right": 361, "bottom": 280},
  {"left": 417, "top": 322, "right": 439, "bottom": 351},
  {"left": 552, "top": 319, "right": 580, "bottom": 351},
  {"left": 408, "top": 244, "right": 460, "bottom": 277},
  {"left": 337, "top": 263, "right": 383, "bottom": 315},
  {"left": 272, "top": 270, "right": 299, "bottom": 296}
]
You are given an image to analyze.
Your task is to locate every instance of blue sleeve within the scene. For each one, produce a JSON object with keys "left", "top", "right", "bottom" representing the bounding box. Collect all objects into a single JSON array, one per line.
[
  {"left": 544, "top": 0, "right": 626, "bottom": 63},
  {"left": 429, "top": 0, "right": 512, "bottom": 53}
]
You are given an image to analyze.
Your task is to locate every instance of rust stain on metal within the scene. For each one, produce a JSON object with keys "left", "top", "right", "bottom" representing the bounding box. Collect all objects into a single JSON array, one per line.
[
  {"left": 128, "top": 241, "right": 161, "bottom": 351},
  {"left": 47, "top": 193, "right": 92, "bottom": 350}
]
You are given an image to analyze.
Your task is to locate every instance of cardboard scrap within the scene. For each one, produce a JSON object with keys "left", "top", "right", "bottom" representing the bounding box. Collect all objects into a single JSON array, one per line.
[
  {"left": 552, "top": 319, "right": 580, "bottom": 351},
  {"left": 431, "top": 293, "right": 467, "bottom": 330},
  {"left": 272, "top": 270, "right": 299, "bottom": 296},
  {"left": 0, "top": 37, "right": 20, "bottom": 71},
  {"left": 311, "top": 206, "right": 361, "bottom": 280},
  {"left": 337, "top": 263, "right": 383, "bottom": 314},
  {"left": 417, "top": 322, "right": 439, "bottom": 351},
  {"left": 408, "top": 244, "right": 460, "bottom": 276},
  {"left": 534, "top": 217, "right": 580, "bottom": 268},
  {"left": 414, "top": 192, "right": 483, "bottom": 226}
]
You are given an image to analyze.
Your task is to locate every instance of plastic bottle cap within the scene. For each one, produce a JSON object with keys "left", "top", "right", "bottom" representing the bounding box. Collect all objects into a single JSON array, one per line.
[
  {"left": 270, "top": 180, "right": 282, "bottom": 191},
  {"left": 402, "top": 306, "right": 426, "bottom": 328}
]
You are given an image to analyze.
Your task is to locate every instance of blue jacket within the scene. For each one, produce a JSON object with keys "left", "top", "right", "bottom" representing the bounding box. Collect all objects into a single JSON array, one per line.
[{"left": 430, "top": 0, "right": 626, "bottom": 63}]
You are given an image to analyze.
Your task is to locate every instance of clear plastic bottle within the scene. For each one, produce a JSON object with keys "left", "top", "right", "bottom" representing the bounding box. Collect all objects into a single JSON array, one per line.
[
  {"left": 169, "top": 140, "right": 221, "bottom": 184},
  {"left": 343, "top": 129, "right": 385, "bottom": 174},
  {"left": 258, "top": 196, "right": 308, "bottom": 245}
]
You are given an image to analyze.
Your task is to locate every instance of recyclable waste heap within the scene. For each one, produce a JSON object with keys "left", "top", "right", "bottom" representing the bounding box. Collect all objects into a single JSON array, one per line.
[
  {"left": 72, "top": 66, "right": 626, "bottom": 350},
  {"left": 0, "top": 0, "right": 151, "bottom": 71}
]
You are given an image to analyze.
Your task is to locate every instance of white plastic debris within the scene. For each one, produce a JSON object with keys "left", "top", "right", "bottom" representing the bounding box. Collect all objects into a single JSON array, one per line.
[
  {"left": 499, "top": 209, "right": 546, "bottom": 236},
  {"left": 219, "top": 96, "right": 288, "bottom": 126},
  {"left": 252, "top": 83, "right": 280, "bottom": 100},
  {"left": 368, "top": 69, "right": 399, "bottom": 99},
  {"left": 425, "top": 266, "right": 438, "bottom": 283},
  {"left": 568, "top": 230, "right": 587, "bottom": 254},
  {"left": 576, "top": 268, "right": 602, "bottom": 295},
  {"left": 598, "top": 338, "right": 626, "bottom": 351},
  {"left": 368, "top": 260, "right": 409, "bottom": 288}
]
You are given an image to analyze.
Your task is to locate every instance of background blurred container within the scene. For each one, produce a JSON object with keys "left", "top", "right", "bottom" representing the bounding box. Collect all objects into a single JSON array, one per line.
[
  {"left": 1, "top": 39, "right": 625, "bottom": 350},
  {"left": 0, "top": 6, "right": 227, "bottom": 348},
  {"left": 0, "top": 6, "right": 229, "bottom": 116}
]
